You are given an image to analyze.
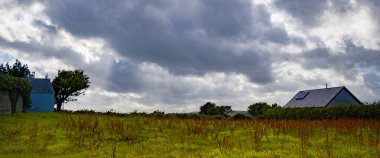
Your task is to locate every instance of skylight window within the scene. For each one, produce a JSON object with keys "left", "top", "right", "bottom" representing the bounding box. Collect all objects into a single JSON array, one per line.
[{"left": 296, "top": 91, "right": 309, "bottom": 100}]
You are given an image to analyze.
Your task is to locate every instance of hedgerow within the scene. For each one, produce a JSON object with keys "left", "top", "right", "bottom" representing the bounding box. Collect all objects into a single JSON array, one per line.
[{"left": 263, "top": 103, "right": 380, "bottom": 119}]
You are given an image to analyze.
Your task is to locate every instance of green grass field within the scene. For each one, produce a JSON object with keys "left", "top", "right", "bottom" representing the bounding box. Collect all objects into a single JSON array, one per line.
[{"left": 1, "top": 113, "right": 379, "bottom": 157}]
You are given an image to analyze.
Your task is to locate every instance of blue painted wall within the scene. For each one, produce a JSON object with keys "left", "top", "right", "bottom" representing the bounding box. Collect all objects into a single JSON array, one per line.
[
  {"left": 328, "top": 89, "right": 361, "bottom": 106},
  {"left": 29, "top": 93, "right": 54, "bottom": 112}
]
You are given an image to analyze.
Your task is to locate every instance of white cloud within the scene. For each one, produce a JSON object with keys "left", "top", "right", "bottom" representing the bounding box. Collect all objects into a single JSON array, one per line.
[
  {"left": 0, "top": 1, "right": 47, "bottom": 43},
  {"left": 310, "top": 3, "right": 380, "bottom": 52}
]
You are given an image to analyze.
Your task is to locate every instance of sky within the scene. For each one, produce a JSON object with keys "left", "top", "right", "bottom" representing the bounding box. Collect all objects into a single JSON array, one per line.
[{"left": 1, "top": 0, "right": 380, "bottom": 113}]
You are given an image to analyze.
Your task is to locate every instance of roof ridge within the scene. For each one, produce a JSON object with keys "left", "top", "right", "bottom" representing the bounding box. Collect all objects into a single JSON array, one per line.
[{"left": 301, "top": 86, "right": 345, "bottom": 91}]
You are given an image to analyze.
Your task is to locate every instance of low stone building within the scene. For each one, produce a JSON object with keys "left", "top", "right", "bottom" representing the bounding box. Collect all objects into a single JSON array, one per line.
[
  {"left": 0, "top": 90, "right": 23, "bottom": 114},
  {"left": 0, "top": 90, "right": 12, "bottom": 114}
]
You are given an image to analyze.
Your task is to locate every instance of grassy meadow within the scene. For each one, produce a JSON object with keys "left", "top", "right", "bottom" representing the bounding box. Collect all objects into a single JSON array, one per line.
[{"left": 1, "top": 113, "right": 380, "bottom": 157}]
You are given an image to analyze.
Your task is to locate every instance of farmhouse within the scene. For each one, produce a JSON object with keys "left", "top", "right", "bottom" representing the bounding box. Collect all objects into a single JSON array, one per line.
[
  {"left": 284, "top": 86, "right": 361, "bottom": 108},
  {"left": 25, "top": 78, "right": 54, "bottom": 112}
]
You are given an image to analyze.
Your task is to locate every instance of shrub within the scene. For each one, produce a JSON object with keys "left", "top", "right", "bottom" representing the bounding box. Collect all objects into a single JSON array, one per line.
[
  {"left": 248, "top": 102, "right": 271, "bottom": 118},
  {"left": 0, "top": 74, "right": 32, "bottom": 112},
  {"left": 199, "top": 102, "right": 231, "bottom": 117},
  {"left": 262, "top": 103, "right": 380, "bottom": 120}
]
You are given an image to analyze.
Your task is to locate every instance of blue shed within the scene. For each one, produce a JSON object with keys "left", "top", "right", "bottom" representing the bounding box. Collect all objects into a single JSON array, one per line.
[{"left": 25, "top": 78, "right": 55, "bottom": 112}]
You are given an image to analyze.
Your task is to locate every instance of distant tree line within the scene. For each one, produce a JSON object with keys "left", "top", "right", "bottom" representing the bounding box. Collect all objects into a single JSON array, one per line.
[{"left": 55, "top": 101, "right": 380, "bottom": 120}]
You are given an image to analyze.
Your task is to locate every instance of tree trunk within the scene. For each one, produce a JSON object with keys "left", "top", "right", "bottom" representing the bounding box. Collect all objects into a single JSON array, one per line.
[{"left": 57, "top": 102, "right": 63, "bottom": 111}]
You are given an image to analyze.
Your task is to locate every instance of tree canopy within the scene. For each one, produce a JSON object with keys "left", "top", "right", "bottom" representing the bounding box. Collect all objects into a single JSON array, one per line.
[
  {"left": 52, "top": 69, "right": 90, "bottom": 111},
  {"left": 0, "top": 59, "right": 34, "bottom": 78},
  {"left": 199, "top": 102, "right": 232, "bottom": 117},
  {"left": 248, "top": 102, "right": 271, "bottom": 118},
  {"left": 0, "top": 59, "right": 33, "bottom": 112},
  {"left": 0, "top": 74, "right": 32, "bottom": 112}
]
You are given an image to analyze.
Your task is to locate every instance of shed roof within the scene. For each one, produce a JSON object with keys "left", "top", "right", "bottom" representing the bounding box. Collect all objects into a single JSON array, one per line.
[
  {"left": 284, "top": 86, "right": 360, "bottom": 108},
  {"left": 25, "top": 78, "right": 54, "bottom": 94}
]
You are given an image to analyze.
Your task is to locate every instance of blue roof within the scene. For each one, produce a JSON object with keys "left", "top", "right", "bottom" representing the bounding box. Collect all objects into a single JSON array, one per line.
[
  {"left": 25, "top": 78, "right": 54, "bottom": 94},
  {"left": 284, "top": 86, "right": 361, "bottom": 108}
]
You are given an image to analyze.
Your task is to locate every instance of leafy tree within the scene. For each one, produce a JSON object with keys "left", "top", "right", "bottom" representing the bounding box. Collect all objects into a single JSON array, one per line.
[
  {"left": 0, "top": 59, "right": 33, "bottom": 112},
  {"left": 151, "top": 110, "right": 165, "bottom": 117},
  {"left": 0, "top": 59, "right": 34, "bottom": 78},
  {"left": 200, "top": 102, "right": 217, "bottom": 115},
  {"left": 248, "top": 102, "right": 271, "bottom": 117},
  {"left": 199, "top": 102, "right": 231, "bottom": 117},
  {"left": 216, "top": 105, "right": 232, "bottom": 117},
  {"left": 52, "top": 69, "right": 90, "bottom": 111},
  {"left": 0, "top": 74, "right": 32, "bottom": 112}
]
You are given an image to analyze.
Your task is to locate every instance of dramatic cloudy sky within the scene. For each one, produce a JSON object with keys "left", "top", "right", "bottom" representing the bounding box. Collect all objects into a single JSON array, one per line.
[{"left": 1, "top": 0, "right": 379, "bottom": 112}]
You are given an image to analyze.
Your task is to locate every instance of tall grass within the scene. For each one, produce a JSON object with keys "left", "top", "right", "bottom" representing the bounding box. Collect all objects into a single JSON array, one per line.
[{"left": 0, "top": 113, "right": 380, "bottom": 157}]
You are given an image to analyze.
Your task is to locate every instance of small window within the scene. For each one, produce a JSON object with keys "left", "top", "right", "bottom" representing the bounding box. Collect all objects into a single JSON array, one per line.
[{"left": 296, "top": 91, "right": 309, "bottom": 100}]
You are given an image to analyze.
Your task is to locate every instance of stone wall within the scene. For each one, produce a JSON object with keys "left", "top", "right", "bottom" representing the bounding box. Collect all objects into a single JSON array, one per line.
[
  {"left": 16, "top": 95, "right": 23, "bottom": 113},
  {"left": 0, "top": 90, "right": 11, "bottom": 114}
]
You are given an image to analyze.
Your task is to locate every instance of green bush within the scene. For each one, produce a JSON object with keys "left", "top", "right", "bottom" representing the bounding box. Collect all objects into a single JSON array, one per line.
[
  {"left": 199, "top": 102, "right": 232, "bottom": 117},
  {"left": 248, "top": 102, "right": 271, "bottom": 118},
  {"left": 0, "top": 74, "right": 32, "bottom": 112}
]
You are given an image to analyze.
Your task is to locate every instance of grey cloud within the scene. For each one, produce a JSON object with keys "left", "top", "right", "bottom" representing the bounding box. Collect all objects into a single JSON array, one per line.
[
  {"left": 33, "top": 20, "right": 57, "bottom": 33},
  {"left": 362, "top": 0, "right": 380, "bottom": 27},
  {"left": 274, "top": 0, "right": 328, "bottom": 26},
  {"left": 199, "top": 0, "right": 253, "bottom": 38},
  {"left": 0, "top": 37, "right": 84, "bottom": 66},
  {"left": 330, "top": 0, "right": 354, "bottom": 13},
  {"left": 43, "top": 0, "right": 291, "bottom": 89},
  {"left": 364, "top": 72, "right": 380, "bottom": 95},
  {"left": 274, "top": 0, "right": 360, "bottom": 26},
  {"left": 106, "top": 61, "right": 145, "bottom": 92},
  {"left": 295, "top": 41, "right": 380, "bottom": 80}
]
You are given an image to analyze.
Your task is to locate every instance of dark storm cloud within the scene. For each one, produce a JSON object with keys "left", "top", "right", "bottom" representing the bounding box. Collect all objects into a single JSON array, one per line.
[
  {"left": 42, "top": 0, "right": 294, "bottom": 92},
  {"left": 107, "top": 61, "right": 145, "bottom": 92}
]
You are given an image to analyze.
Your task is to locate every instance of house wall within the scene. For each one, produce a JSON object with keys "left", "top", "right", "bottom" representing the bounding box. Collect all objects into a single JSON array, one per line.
[
  {"left": 29, "top": 93, "right": 54, "bottom": 112},
  {"left": 0, "top": 90, "right": 11, "bottom": 114},
  {"left": 328, "top": 89, "right": 361, "bottom": 106}
]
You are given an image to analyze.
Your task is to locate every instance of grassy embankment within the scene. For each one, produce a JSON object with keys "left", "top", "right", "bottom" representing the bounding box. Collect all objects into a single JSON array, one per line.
[{"left": 1, "top": 113, "right": 380, "bottom": 157}]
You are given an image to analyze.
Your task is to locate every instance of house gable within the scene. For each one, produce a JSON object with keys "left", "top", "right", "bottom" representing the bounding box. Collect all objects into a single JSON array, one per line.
[
  {"left": 25, "top": 78, "right": 55, "bottom": 112},
  {"left": 327, "top": 87, "right": 361, "bottom": 106}
]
